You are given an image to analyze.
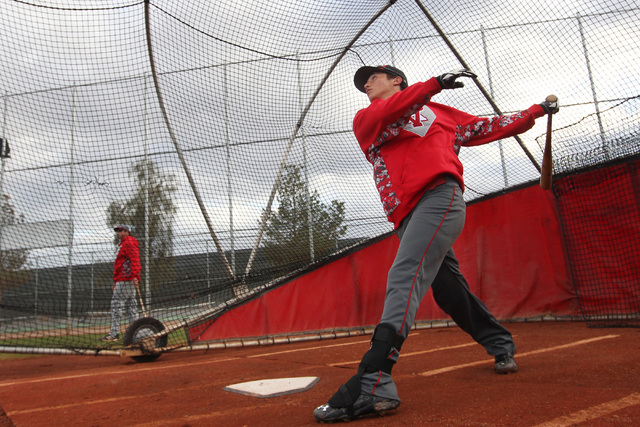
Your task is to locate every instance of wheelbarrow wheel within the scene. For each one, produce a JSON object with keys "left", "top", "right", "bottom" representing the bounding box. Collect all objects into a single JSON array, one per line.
[{"left": 123, "top": 317, "right": 168, "bottom": 363}]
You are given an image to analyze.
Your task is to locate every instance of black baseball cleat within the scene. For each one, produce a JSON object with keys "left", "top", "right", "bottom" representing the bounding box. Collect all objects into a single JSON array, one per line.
[
  {"left": 100, "top": 334, "right": 119, "bottom": 342},
  {"left": 313, "top": 393, "right": 400, "bottom": 423},
  {"left": 495, "top": 351, "right": 518, "bottom": 374}
]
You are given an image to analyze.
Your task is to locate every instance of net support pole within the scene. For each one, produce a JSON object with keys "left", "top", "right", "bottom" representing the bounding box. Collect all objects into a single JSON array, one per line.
[
  {"left": 414, "top": 0, "right": 541, "bottom": 173},
  {"left": 296, "top": 52, "right": 315, "bottom": 263},
  {"left": 577, "top": 13, "right": 608, "bottom": 158},
  {"left": 243, "top": 1, "right": 398, "bottom": 278},
  {"left": 0, "top": 93, "right": 6, "bottom": 252},
  {"left": 143, "top": 72, "right": 151, "bottom": 309},
  {"left": 222, "top": 65, "right": 236, "bottom": 275},
  {"left": 481, "top": 25, "right": 509, "bottom": 187},
  {"left": 144, "top": 0, "right": 235, "bottom": 280},
  {"left": 66, "top": 83, "right": 77, "bottom": 333}
]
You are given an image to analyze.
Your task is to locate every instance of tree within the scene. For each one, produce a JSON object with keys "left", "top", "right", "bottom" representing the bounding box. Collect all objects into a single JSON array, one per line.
[
  {"left": 0, "top": 194, "right": 31, "bottom": 306},
  {"left": 106, "top": 160, "right": 177, "bottom": 294},
  {"left": 263, "top": 164, "right": 347, "bottom": 268}
]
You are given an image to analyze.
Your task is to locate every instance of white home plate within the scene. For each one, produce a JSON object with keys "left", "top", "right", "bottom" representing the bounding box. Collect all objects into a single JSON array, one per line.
[{"left": 223, "top": 376, "right": 320, "bottom": 398}]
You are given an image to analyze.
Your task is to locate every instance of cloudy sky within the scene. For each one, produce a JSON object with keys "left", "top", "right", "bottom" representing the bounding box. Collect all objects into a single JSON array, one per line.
[{"left": 1, "top": 0, "right": 638, "bottom": 268}]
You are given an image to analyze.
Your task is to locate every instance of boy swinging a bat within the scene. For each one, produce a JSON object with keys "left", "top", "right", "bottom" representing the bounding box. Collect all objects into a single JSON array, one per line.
[{"left": 313, "top": 66, "right": 559, "bottom": 423}]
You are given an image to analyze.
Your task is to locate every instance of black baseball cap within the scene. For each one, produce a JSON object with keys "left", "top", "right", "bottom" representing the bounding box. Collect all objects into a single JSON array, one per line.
[
  {"left": 113, "top": 224, "right": 130, "bottom": 232},
  {"left": 354, "top": 65, "right": 408, "bottom": 93}
]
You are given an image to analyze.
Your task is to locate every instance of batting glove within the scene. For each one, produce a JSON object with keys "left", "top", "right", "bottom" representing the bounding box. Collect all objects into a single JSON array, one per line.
[
  {"left": 436, "top": 69, "right": 477, "bottom": 89},
  {"left": 539, "top": 98, "right": 560, "bottom": 115}
]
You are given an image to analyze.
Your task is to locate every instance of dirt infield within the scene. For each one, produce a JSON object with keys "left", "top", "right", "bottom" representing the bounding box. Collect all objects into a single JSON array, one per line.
[{"left": 0, "top": 321, "right": 638, "bottom": 426}]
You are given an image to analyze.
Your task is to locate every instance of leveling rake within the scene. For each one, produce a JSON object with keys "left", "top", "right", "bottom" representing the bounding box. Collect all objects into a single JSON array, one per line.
[
  {"left": 119, "top": 233, "right": 392, "bottom": 362},
  {"left": 120, "top": 282, "right": 372, "bottom": 363},
  {"left": 121, "top": 282, "right": 254, "bottom": 362}
]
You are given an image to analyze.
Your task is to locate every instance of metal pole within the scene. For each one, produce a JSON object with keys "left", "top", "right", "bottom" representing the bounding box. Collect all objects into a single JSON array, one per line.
[
  {"left": 34, "top": 257, "right": 39, "bottom": 317},
  {"left": 143, "top": 72, "right": 151, "bottom": 310},
  {"left": 0, "top": 93, "right": 6, "bottom": 257},
  {"left": 206, "top": 240, "right": 211, "bottom": 304},
  {"left": 90, "top": 252, "right": 94, "bottom": 313},
  {"left": 0, "top": 92, "right": 6, "bottom": 191},
  {"left": 296, "top": 52, "right": 314, "bottom": 262},
  {"left": 222, "top": 65, "right": 235, "bottom": 275},
  {"left": 67, "top": 84, "right": 77, "bottom": 329},
  {"left": 389, "top": 36, "right": 396, "bottom": 67},
  {"left": 481, "top": 25, "right": 508, "bottom": 187},
  {"left": 577, "top": 13, "right": 608, "bottom": 156}
]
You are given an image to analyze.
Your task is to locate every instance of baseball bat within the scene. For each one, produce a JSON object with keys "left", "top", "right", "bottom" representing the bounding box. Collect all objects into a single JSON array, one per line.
[
  {"left": 135, "top": 283, "right": 148, "bottom": 317},
  {"left": 539, "top": 94, "right": 557, "bottom": 190}
]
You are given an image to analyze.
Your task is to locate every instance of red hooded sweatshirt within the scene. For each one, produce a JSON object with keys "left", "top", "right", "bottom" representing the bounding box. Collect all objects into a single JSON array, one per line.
[
  {"left": 353, "top": 77, "right": 545, "bottom": 228},
  {"left": 113, "top": 235, "right": 141, "bottom": 283}
]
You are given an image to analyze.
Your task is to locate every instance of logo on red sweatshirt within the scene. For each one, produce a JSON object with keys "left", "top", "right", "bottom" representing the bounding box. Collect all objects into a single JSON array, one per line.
[{"left": 404, "top": 106, "right": 436, "bottom": 137}]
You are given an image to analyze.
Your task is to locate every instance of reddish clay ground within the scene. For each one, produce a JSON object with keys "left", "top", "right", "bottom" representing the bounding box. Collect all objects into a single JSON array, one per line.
[{"left": 0, "top": 321, "right": 638, "bottom": 426}]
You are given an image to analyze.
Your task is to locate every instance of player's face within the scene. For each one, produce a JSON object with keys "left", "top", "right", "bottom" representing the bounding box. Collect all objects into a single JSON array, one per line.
[{"left": 364, "top": 72, "right": 402, "bottom": 101}]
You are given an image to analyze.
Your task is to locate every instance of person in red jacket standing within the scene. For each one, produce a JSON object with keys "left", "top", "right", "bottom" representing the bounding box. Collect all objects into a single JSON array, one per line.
[
  {"left": 101, "top": 224, "right": 141, "bottom": 342},
  {"left": 313, "top": 66, "right": 559, "bottom": 422}
]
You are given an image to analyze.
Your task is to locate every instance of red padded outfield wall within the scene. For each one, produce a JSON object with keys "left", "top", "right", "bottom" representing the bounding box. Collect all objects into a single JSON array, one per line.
[{"left": 192, "top": 183, "right": 578, "bottom": 341}]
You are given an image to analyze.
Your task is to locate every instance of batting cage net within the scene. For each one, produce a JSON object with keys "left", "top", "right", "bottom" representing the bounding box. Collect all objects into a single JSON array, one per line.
[{"left": 0, "top": 0, "right": 638, "bottom": 356}]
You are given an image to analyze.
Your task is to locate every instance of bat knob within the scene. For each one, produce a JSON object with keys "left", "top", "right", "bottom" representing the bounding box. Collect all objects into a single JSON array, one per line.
[{"left": 546, "top": 94, "right": 558, "bottom": 103}]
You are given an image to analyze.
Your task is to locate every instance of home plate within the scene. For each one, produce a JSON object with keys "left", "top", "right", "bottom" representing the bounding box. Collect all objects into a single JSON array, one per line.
[{"left": 223, "top": 376, "right": 320, "bottom": 398}]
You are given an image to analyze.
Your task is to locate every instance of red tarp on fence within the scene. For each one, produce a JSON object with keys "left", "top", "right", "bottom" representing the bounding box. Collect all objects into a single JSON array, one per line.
[
  {"left": 554, "top": 161, "right": 640, "bottom": 317},
  {"left": 192, "top": 184, "right": 577, "bottom": 341}
]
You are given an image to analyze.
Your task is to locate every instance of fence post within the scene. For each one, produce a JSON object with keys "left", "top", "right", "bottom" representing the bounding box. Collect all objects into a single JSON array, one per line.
[
  {"left": 34, "top": 256, "right": 39, "bottom": 317},
  {"left": 90, "top": 252, "right": 94, "bottom": 313},
  {"left": 206, "top": 240, "right": 211, "bottom": 304}
]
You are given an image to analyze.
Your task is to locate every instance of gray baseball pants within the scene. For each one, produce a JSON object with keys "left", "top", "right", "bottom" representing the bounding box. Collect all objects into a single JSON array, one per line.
[
  {"left": 360, "top": 177, "right": 515, "bottom": 400},
  {"left": 109, "top": 281, "right": 139, "bottom": 337}
]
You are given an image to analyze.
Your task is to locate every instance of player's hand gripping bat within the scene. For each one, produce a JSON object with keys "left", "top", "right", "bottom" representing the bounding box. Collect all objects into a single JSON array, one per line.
[{"left": 539, "top": 94, "right": 558, "bottom": 190}]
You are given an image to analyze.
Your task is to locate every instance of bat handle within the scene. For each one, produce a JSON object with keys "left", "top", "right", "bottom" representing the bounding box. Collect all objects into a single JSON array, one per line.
[
  {"left": 546, "top": 111, "right": 552, "bottom": 134},
  {"left": 540, "top": 114, "right": 553, "bottom": 190},
  {"left": 539, "top": 94, "right": 556, "bottom": 190},
  {"left": 136, "top": 285, "right": 148, "bottom": 317}
]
